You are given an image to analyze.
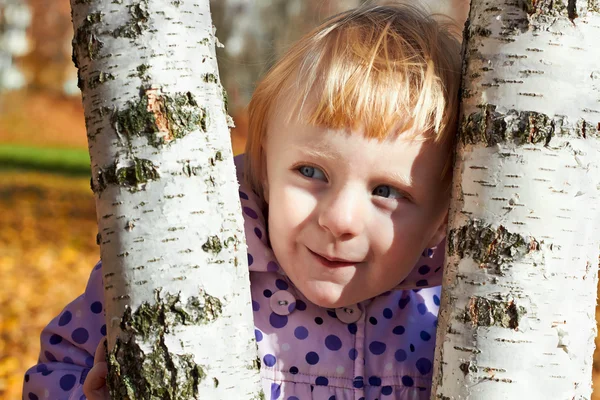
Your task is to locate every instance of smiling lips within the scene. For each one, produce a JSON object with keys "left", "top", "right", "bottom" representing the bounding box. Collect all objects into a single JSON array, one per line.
[{"left": 308, "top": 248, "right": 360, "bottom": 268}]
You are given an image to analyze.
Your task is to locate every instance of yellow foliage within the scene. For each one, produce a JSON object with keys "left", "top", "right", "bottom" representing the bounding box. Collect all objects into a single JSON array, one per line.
[{"left": 0, "top": 171, "right": 98, "bottom": 400}]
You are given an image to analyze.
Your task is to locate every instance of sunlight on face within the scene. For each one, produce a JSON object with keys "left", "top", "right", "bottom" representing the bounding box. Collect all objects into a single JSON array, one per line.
[{"left": 262, "top": 108, "right": 451, "bottom": 308}]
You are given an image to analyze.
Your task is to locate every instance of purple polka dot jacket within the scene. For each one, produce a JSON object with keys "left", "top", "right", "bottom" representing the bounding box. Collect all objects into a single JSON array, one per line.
[{"left": 23, "top": 155, "right": 445, "bottom": 400}]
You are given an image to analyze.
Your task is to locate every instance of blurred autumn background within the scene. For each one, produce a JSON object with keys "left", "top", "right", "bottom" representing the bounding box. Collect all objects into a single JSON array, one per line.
[{"left": 0, "top": 0, "right": 596, "bottom": 399}]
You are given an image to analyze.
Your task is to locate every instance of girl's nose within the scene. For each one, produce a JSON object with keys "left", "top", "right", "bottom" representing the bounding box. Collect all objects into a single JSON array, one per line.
[{"left": 317, "top": 187, "right": 364, "bottom": 239}]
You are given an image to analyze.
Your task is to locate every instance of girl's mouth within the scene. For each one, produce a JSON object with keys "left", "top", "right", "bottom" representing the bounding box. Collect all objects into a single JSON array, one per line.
[{"left": 308, "top": 248, "right": 358, "bottom": 268}]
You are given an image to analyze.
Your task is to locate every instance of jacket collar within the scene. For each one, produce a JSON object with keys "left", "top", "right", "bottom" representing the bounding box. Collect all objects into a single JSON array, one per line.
[{"left": 234, "top": 154, "right": 444, "bottom": 291}]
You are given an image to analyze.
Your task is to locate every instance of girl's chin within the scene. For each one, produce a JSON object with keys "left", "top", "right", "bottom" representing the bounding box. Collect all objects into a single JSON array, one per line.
[{"left": 295, "top": 280, "right": 362, "bottom": 309}]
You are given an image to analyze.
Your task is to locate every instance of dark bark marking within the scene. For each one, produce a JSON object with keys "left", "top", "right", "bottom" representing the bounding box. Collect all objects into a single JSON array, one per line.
[
  {"left": 459, "top": 105, "right": 597, "bottom": 147},
  {"left": 448, "top": 218, "right": 538, "bottom": 276},
  {"left": 567, "top": 0, "right": 578, "bottom": 21},
  {"left": 461, "top": 296, "right": 526, "bottom": 329},
  {"left": 112, "top": 89, "right": 206, "bottom": 147},
  {"left": 521, "top": 0, "right": 568, "bottom": 15},
  {"left": 87, "top": 71, "right": 116, "bottom": 90},
  {"left": 113, "top": 0, "right": 150, "bottom": 39},
  {"left": 460, "top": 360, "right": 478, "bottom": 376},
  {"left": 93, "top": 157, "right": 159, "bottom": 193},
  {"left": 202, "top": 236, "right": 222, "bottom": 255},
  {"left": 73, "top": 12, "right": 104, "bottom": 66},
  {"left": 107, "top": 290, "right": 221, "bottom": 399}
]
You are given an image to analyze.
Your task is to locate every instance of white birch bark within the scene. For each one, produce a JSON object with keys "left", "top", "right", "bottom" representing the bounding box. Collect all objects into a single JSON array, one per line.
[
  {"left": 432, "top": 1, "right": 600, "bottom": 399},
  {"left": 70, "top": 0, "right": 262, "bottom": 398},
  {"left": 0, "top": 0, "right": 30, "bottom": 91}
]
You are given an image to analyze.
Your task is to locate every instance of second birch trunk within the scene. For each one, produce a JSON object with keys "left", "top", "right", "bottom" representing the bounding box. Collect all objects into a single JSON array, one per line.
[{"left": 432, "top": 1, "right": 600, "bottom": 399}]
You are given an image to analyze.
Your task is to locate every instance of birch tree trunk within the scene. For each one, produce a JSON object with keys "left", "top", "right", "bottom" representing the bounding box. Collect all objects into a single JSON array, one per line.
[
  {"left": 70, "top": 0, "right": 262, "bottom": 398},
  {"left": 0, "top": 0, "right": 29, "bottom": 91},
  {"left": 432, "top": 1, "right": 600, "bottom": 399}
]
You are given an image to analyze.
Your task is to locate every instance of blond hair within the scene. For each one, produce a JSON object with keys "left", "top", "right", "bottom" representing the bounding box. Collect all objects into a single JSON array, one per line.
[{"left": 245, "top": 3, "right": 462, "bottom": 199}]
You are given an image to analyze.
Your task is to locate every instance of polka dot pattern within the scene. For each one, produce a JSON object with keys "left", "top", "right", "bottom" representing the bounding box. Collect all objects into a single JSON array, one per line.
[
  {"left": 90, "top": 301, "right": 102, "bottom": 314},
  {"left": 382, "top": 385, "right": 393, "bottom": 395},
  {"left": 315, "top": 376, "right": 328, "bottom": 386},
  {"left": 58, "top": 311, "right": 72, "bottom": 327},
  {"left": 271, "top": 382, "right": 281, "bottom": 399},
  {"left": 71, "top": 328, "right": 89, "bottom": 345},
  {"left": 25, "top": 156, "right": 445, "bottom": 400},
  {"left": 294, "top": 326, "right": 308, "bottom": 340},
  {"left": 402, "top": 375, "right": 414, "bottom": 387},
  {"left": 305, "top": 351, "right": 319, "bottom": 365},
  {"left": 275, "top": 279, "right": 288, "bottom": 290},
  {"left": 49, "top": 334, "right": 62, "bottom": 345},
  {"left": 392, "top": 325, "right": 405, "bottom": 335},
  {"left": 264, "top": 354, "right": 277, "bottom": 367},
  {"left": 416, "top": 357, "right": 433, "bottom": 375},
  {"left": 369, "top": 341, "right": 386, "bottom": 355},
  {"left": 324, "top": 335, "right": 342, "bottom": 351},
  {"left": 269, "top": 313, "right": 288, "bottom": 329},
  {"left": 349, "top": 348, "right": 358, "bottom": 361},
  {"left": 44, "top": 351, "right": 56, "bottom": 362},
  {"left": 295, "top": 300, "right": 306, "bottom": 311},
  {"left": 368, "top": 376, "right": 382, "bottom": 386},
  {"left": 395, "top": 349, "right": 407, "bottom": 362},
  {"left": 398, "top": 297, "right": 410, "bottom": 309},
  {"left": 59, "top": 374, "right": 76, "bottom": 391},
  {"left": 243, "top": 206, "right": 258, "bottom": 219}
]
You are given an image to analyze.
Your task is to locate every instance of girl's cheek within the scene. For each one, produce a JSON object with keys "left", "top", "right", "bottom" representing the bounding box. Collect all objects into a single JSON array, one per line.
[
  {"left": 373, "top": 213, "right": 405, "bottom": 250},
  {"left": 285, "top": 186, "right": 319, "bottom": 213}
]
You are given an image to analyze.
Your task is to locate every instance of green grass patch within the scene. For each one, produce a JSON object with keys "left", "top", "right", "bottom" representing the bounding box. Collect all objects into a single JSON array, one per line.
[{"left": 0, "top": 144, "right": 91, "bottom": 176}]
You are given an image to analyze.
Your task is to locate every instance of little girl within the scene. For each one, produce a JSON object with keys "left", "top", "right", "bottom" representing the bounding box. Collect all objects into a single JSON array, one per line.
[{"left": 23, "top": 4, "right": 461, "bottom": 399}]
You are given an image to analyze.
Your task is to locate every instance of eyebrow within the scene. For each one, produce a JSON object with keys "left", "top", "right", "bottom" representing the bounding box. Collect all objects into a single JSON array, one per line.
[
  {"left": 296, "top": 146, "right": 341, "bottom": 162},
  {"left": 297, "top": 146, "right": 415, "bottom": 188},
  {"left": 385, "top": 170, "right": 414, "bottom": 188}
]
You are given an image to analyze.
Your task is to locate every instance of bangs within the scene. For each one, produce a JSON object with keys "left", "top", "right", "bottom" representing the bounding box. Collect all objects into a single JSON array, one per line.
[{"left": 281, "top": 8, "right": 459, "bottom": 142}]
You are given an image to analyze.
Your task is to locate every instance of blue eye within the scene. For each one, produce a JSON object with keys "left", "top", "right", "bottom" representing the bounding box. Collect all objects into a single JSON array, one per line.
[
  {"left": 298, "top": 165, "right": 327, "bottom": 181},
  {"left": 373, "top": 185, "right": 404, "bottom": 199}
]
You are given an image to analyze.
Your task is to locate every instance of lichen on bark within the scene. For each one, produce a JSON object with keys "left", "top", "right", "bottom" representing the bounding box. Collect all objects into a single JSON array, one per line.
[
  {"left": 74, "top": 12, "right": 104, "bottom": 63},
  {"left": 521, "top": 0, "right": 567, "bottom": 15},
  {"left": 113, "top": 0, "right": 150, "bottom": 39},
  {"left": 112, "top": 89, "right": 207, "bottom": 147},
  {"left": 92, "top": 157, "right": 159, "bottom": 193},
  {"left": 106, "top": 290, "right": 222, "bottom": 399},
  {"left": 202, "top": 236, "right": 222, "bottom": 255},
  {"left": 87, "top": 71, "right": 116, "bottom": 90},
  {"left": 447, "top": 218, "right": 537, "bottom": 275},
  {"left": 460, "top": 105, "right": 557, "bottom": 146},
  {"left": 461, "top": 295, "right": 526, "bottom": 329},
  {"left": 520, "top": 0, "right": 580, "bottom": 21}
]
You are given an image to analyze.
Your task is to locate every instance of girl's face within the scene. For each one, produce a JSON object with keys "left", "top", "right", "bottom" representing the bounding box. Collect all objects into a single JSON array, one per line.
[{"left": 262, "top": 110, "right": 450, "bottom": 309}]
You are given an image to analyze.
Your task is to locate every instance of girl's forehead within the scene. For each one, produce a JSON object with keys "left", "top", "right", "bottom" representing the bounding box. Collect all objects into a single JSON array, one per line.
[{"left": 269, "top": 95, "right": 433, "bottom": 144}]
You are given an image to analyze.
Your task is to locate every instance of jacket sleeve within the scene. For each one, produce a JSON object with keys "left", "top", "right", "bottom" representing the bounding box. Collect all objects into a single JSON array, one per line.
[{"left": 23, "top": 261, "right": 106, "bottom": 400}]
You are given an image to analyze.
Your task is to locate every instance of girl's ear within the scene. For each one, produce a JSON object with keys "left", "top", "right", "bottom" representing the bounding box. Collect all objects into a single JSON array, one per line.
[{"left": 426, "top": 211, "right": 448, "bottom": 248}]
